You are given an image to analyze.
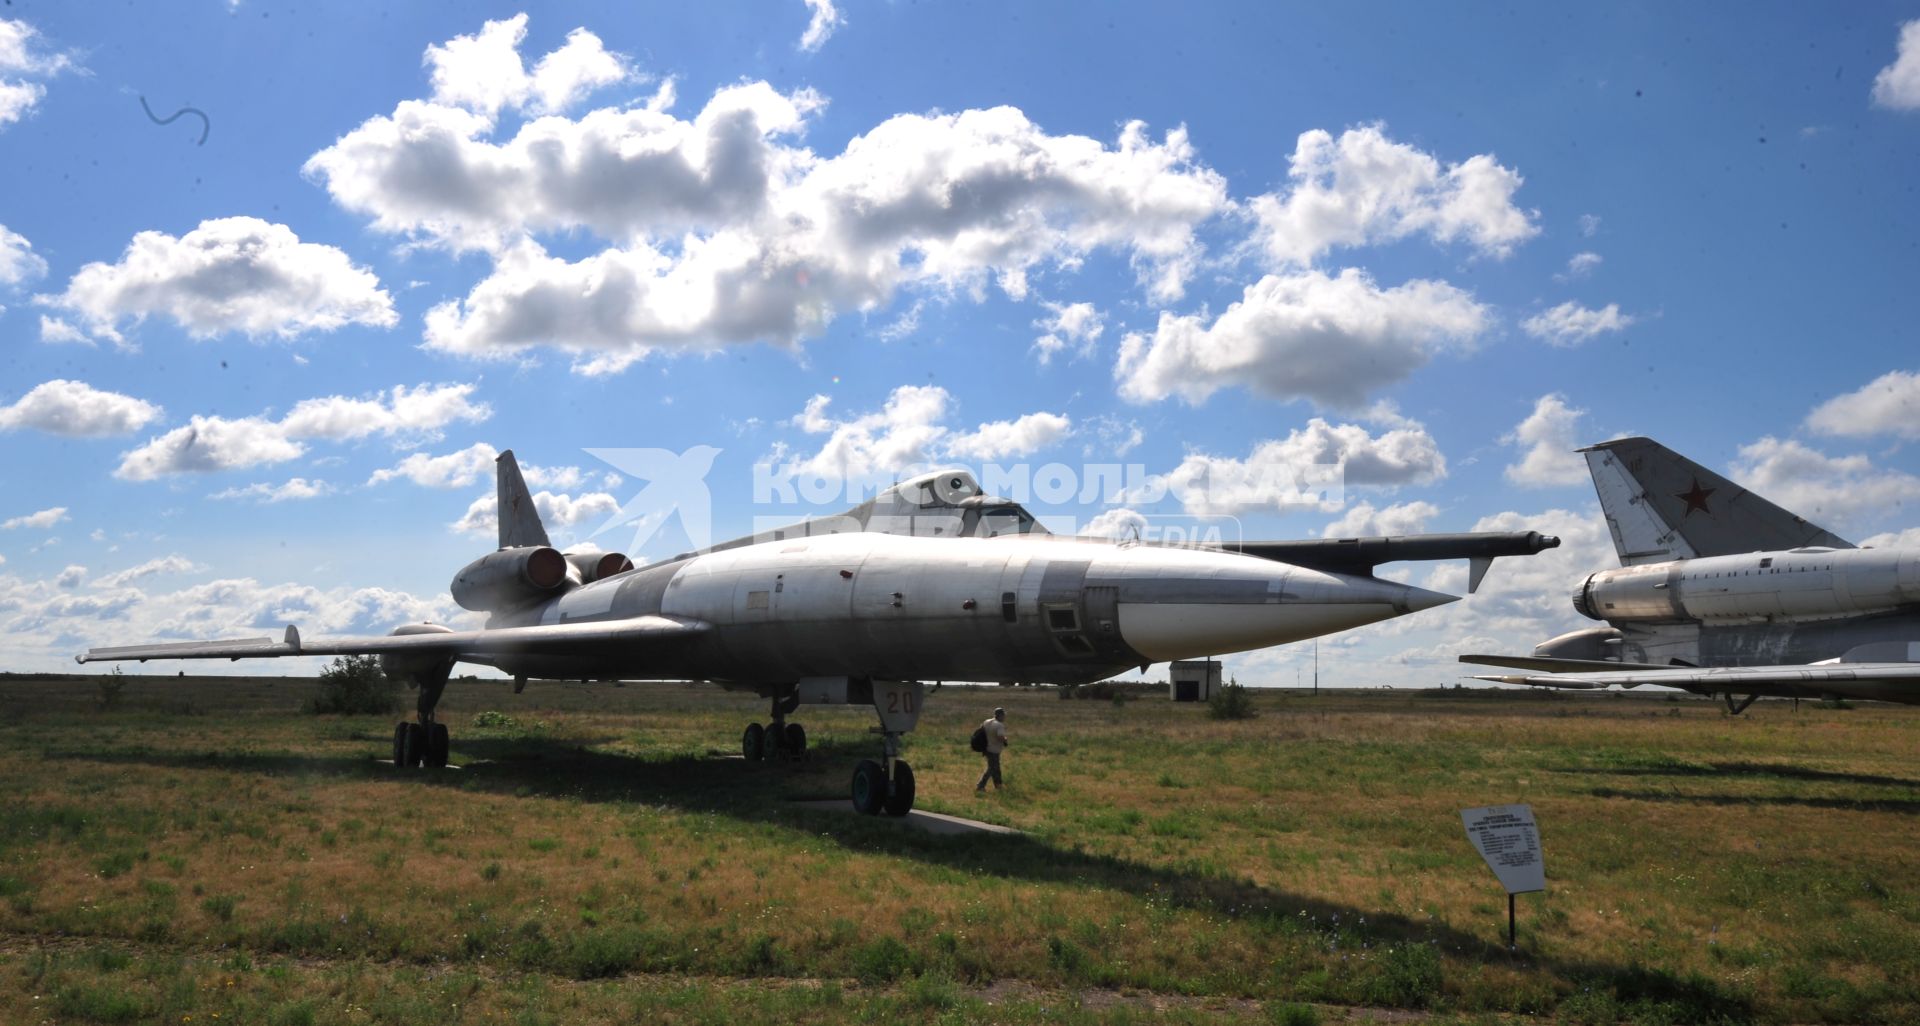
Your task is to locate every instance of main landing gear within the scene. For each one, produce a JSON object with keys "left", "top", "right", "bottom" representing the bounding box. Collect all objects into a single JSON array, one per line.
[
  {"left": 742, "top": 691, "right": 809, "bottom": 761},
  {"left": 391, "top": 661, "right": 453, "bottom": 769}
]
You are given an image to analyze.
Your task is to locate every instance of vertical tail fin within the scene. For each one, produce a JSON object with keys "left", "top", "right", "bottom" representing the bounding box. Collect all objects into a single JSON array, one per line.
[
  {"left": 496, "top": 449, "right": 551, "bottom": 549},
  {"left": 1579, "top": 437, "right": 1852, "bottom": 565}
]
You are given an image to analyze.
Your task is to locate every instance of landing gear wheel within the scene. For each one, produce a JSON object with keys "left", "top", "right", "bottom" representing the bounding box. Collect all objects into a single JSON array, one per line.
[
  {"left": 742, "top": 722, "right": 767, "bottom": 761},
  {"left": 396, "top": 722, "right": 425, "bottom": 768},
  {"left": 392, "top": 722, "right": 410, "bottom": 766},
  {"left": 784, "top": 722, "right": 807, "bottom": 758},
  {"left": 851, "top": 759, "right": 887, "bottom": 815},
  {"left": 882, "top": 760, "right": 916, "bottom": 817},
  {"left": 425, "top": 723, "right": 450, "bottom": 768}
]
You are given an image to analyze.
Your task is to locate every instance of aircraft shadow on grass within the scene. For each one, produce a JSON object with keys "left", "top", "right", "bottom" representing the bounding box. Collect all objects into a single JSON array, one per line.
[
  {"left": 1551, "top": 761, "right": 1920, "bottom": 790},
  {"left": 1581, "top": 787, "right": 1920, "bottom": 815},
  {"left": 47, "top": 735, "right": 1752, "bottom": 1019}
]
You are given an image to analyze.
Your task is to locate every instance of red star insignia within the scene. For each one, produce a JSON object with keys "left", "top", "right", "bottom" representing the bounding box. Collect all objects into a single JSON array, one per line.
[{"left": 1676, "top": 478, "right": 1715, "bottom": 517}]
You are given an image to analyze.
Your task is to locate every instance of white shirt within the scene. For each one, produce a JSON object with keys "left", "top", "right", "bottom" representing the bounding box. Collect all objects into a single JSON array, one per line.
[{"left": 981, "top": 718, "right": 1008, "bottom": 754}]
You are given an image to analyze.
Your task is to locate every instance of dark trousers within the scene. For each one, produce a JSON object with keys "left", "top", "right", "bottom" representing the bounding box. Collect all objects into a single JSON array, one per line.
[{"left": 976, "top": 751, "right": 1002, "bottom": 790}]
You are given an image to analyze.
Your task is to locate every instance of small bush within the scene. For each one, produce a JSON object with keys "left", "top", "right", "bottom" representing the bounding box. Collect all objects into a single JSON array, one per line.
[
  {"left": 1208, "top": 682, "right": 1257, "bottom": 720},
  {"left": 307, "top": 655, "right": 397, "bottom": 716},
  {"left": 96, "top": 667, "right": 127, "bottom": 712},
  {"left": 201, "top": 894, "right": 240, "bottom": 921},
  {"left": 851, "top": 937, "right": 919, "bottom": 984}
]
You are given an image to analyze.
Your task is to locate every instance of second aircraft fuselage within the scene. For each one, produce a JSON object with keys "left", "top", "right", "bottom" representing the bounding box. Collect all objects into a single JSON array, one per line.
[{"left": 1542, "top": 545, "right": 1920, "bottom": 670}]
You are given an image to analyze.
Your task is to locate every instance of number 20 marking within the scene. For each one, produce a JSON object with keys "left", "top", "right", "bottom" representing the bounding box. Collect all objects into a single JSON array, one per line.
[{"left": 886, "top": 690, "right": 917, "bottom": 714}]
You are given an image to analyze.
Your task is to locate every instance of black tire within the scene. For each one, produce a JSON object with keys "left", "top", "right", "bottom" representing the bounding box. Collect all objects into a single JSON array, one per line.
[
  {"left": 399, "top": 722, "right": 425, "bottom": 768},
  {"left": 742, "top": 722, "right": 766, "bottom": 761},
  {"left": 391, "top": 722, "right": 409, "bottom": 767},
  {"left": 850, "top": 759, "right": 886, "bottom": 815},
  {"left": 882, "top": 760, "right": 916, "bottom": 817},
  {"left": 784, "top": 722, "right": 806, "bottom": 757},
  {"left": 426, "top": 723, "right": 450, "bottom": 768}
]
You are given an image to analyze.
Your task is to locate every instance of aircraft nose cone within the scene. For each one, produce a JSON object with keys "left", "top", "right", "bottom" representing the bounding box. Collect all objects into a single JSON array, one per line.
[{"left": 1114, "top": 567, "right": 1459, "bottom": 663}]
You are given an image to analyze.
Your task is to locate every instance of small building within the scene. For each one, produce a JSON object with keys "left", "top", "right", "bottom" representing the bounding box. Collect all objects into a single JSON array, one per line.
[{"left": 1169, "top": 660, "right": 1223, "bottom": 702}]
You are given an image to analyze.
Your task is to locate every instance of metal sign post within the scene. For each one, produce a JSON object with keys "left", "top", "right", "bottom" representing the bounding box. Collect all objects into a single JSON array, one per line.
[{"left": 1460, "top": 804, "right": 1544, "bottom": 949}]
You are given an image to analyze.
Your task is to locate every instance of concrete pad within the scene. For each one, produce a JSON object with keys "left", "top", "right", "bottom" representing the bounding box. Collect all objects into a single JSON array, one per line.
[{"left": 790, "top": 799, "right": 1023, "bottom": 836}]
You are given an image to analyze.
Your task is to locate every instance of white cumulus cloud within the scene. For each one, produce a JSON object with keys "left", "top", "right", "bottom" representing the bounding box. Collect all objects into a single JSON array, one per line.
[
  {"left": 0, "top": 18, "right": 74, "bottom": 130},
  {"left": 1805, "top": 369, "right": 1920, "bottom": 440},
  {"left": 946, "top": 412, "right": 1073, "bottom": 460},
  {"left": 1502, "top": 394, "right": 1589, "bottom": 488},
  {"left": 38, "top": 217, "right": 397, "bottom": 344},
  {"left": 1248, "top": 124, "right": 1537, "bottom": 268},
  {"left": 1323, "top": 500, "right": 1440, "bottom": 538},
  {"left": 1872, "top": 19, "right": 1920, "bottom": 110},
  {"left": 305, "top": 22, "right": 1231, "bottom": 373},
  {"left": 1032, "top": 300, "right": 1105, "bottom": 364},
  {"left": 1520, "top": 300, "right": 1632, "bottom": 346},
  {"left": 0, "top": 379, "right": 163, "bottom": 437},
  {"left": 1114, "top": 269, "right": 1488, "bottom": 408},
  {"left": 799, "top": 0, "right": 843, "bottom": 52},
  {"left": 454, "top": 489, "right": 621, "bottom": 538},
  {"left": 1556, "top": 251, "right": 1602, "bottom": 281},
  {"left": 368, "top": 441, "right": 594, "bottom": 490},
  {"left": 210, "top": 478, "right": 333, "bottom": 503},
  {"left": 782, "top": 385, "right": 1073, "bottom": 479},
  {"left": 1143, "top": 418, "right": 1447, "bottom": 517},
  {"left": 426, "top": 14, "right": 633, "bottom": 117},
  {"left": 1730, "top": 437, "right": 1920, "bottom": 531},
  {"left": 95, "top": 555, "right": 200, "bottom": 589},
  {"left": 116, "top": 383, "right": 490, "bottom": 480},
  {"left": 0, "top": 223, "right": 46, "bottom": 286},
  {"left": 2, "top": 506, "right": 68, "bottom": 530}
]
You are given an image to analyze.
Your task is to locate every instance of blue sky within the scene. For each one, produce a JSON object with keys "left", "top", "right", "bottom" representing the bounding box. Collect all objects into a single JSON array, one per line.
[{"left": 3, "top": 3, "right": 1920, "bottom": 682}]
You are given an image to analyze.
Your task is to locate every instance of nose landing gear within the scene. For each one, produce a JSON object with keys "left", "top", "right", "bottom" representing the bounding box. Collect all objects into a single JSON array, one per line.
[{"left": 852, "top": 679, "right": 923, "bottom": 817}]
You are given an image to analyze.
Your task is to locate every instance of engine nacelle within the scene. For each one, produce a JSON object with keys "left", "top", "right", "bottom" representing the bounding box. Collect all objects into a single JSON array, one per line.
[
  {"left": 566, "top": 551, "right": 634, "bottom": 584},
  {"left": 452, "top": 546, "right": 569, "bottom": 612},
  {"left": 380, "top": 622, "right": 456, "bottom": 680}
]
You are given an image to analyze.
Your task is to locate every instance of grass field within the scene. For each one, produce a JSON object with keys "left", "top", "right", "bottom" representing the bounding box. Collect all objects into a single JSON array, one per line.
[{"left": 0, "top": 672, "right": 1915, "bottom": 1025}]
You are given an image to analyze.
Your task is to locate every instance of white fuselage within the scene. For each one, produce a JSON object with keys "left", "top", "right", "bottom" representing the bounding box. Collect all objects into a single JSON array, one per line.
[
  {"left": 512, "top": 531, "right": 1450, "bottom": 685},
  {"left": 1577, "top": 546, "right": 1920, "bottom": 625}
]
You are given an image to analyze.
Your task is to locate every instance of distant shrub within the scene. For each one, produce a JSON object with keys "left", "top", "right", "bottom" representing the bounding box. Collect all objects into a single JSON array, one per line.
[
  {"left": 306, "top": 656, "right": 397, "bottom": 716},
  {"left": 96, "top": 667, "right": 127, "bottom": 712},
  {"left": 1208, "top": 682, "right": 1257, "bottom": 720},
  {"left": 472, "top": 709, "right": 515, "bottom": 728}
]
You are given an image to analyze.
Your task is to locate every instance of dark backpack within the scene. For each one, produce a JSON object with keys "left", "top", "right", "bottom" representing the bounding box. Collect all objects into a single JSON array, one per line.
[{"left": 969, "top": 724, "right": 988, "bottom": 753}]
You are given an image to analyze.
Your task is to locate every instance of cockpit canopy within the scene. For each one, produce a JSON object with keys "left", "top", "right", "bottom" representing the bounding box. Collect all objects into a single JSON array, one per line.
[{"left": 853, "top": 469, "right": 1049, "bottom": 539}]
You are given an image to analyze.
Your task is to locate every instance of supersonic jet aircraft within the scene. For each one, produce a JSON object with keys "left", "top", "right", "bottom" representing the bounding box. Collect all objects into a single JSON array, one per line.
[
  {"left": 83, "top": 452, "right": 1557, "bottom": 815},
  {"left": 1464, "top": 437, "right": 1920, "bottom": 712}
]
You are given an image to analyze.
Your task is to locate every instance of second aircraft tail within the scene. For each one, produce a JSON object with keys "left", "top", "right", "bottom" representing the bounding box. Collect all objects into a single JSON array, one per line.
[{"left": 1579, "top": 437, "right": 1852, "bottom": 566}]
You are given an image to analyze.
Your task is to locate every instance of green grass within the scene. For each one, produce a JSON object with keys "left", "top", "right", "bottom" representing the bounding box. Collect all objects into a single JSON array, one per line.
[{"left": 1, "top": 673, "right": 1917, "bottom": 1024}]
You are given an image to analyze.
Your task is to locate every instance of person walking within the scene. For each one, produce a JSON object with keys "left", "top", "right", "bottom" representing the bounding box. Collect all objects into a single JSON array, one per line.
[{"left": 975, "top": 707, "right": 1009, "bottom": 792}]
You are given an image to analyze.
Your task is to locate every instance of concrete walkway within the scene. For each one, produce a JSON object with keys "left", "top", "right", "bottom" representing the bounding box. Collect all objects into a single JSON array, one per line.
[{"left": 790, "top": 799, "right": 1022, "bottom": 836}]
